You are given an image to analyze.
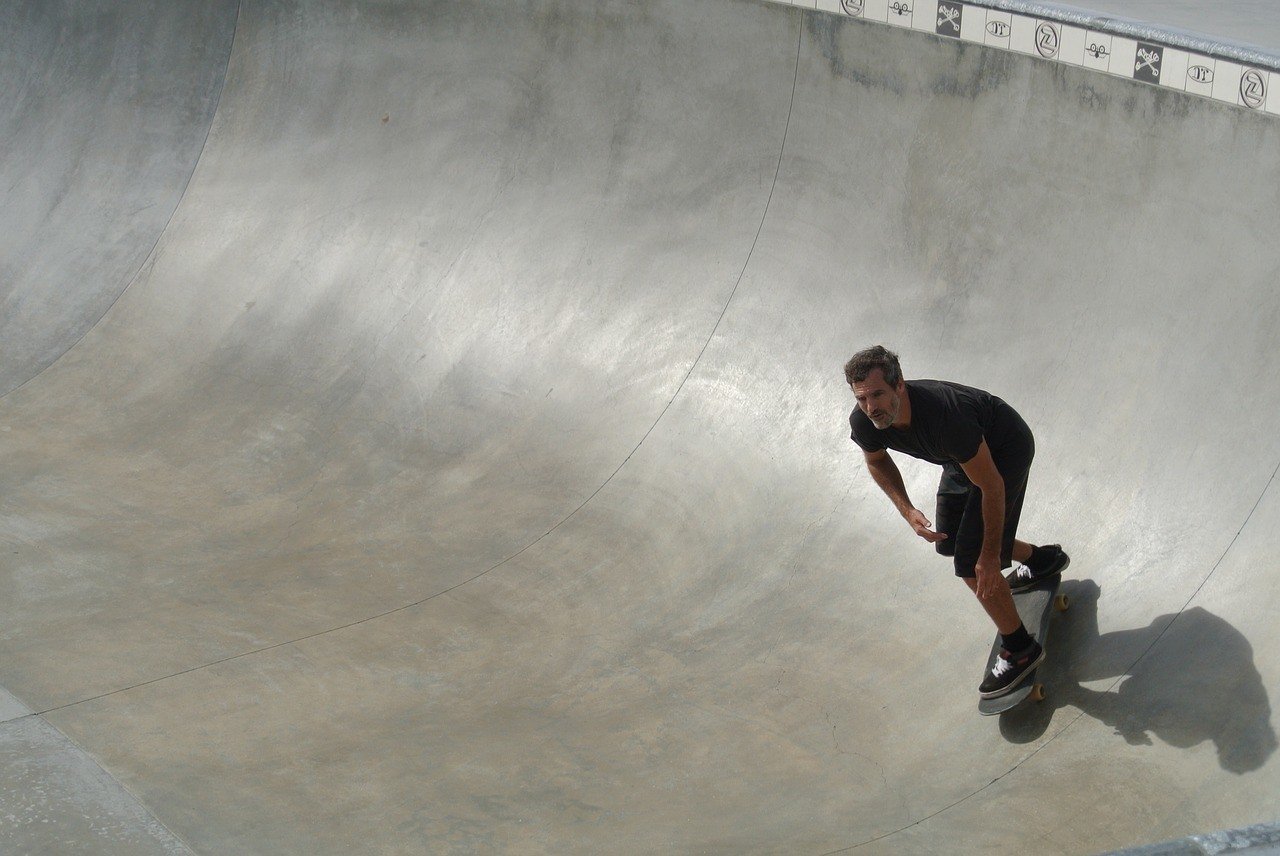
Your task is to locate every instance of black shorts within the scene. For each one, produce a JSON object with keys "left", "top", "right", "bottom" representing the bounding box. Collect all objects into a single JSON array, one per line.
[{"left": 934, "top": 448, "right": 1033, "bottom": 578}]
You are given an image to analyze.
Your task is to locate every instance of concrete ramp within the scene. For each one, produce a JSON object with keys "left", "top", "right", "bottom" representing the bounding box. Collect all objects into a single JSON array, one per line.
[
  {"left": 2, "top": 0, "right": 1278, "bottom": 852},
  {"left": 0, "top": 0, "right": 237, "bottom": 395}
]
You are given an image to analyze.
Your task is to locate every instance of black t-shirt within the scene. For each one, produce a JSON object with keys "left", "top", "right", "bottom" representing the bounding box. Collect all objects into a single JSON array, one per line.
[{"left": 849, "top": 379, "right": 1033, "bottom": 470}]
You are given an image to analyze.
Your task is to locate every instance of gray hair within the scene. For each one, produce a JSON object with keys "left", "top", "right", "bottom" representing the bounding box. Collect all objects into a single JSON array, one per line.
[{"left": 844, "top": 345, "right": 902, "bottom": 387}]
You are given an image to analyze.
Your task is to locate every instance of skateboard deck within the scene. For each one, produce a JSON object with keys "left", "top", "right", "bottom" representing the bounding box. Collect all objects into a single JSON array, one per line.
[{"left": 978, "top": 577, "right": 1068, "bottom": 716}]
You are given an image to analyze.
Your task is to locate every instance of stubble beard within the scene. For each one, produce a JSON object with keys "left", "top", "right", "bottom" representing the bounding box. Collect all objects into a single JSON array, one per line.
[{"left": 869, "top": 397, "right": 897, "bottom": 429}]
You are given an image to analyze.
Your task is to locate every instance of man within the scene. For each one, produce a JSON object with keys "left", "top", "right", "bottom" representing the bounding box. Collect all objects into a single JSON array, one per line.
[{"left": 845, "top": 345, "right": 1069, "bottom": 698}]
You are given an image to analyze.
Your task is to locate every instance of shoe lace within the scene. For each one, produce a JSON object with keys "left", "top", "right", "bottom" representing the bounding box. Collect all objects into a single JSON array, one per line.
[
  {"left": 1013, "top": 563, "right": 1033, "bottom": 580},
  {"left": 991, "top": 654, "right": 1013, "bottom": 677}
]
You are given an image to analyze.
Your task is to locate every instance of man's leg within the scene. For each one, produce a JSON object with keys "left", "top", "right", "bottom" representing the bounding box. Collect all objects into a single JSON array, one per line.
[
  {"left": 962, "top": 575, "right": 1021, "bottom": 634},
  {"left": 972, "top": 458, "right": 1050, "bottom": 696},
  {"left": 1007, "top": 469, "right": 1069, "bottom": 576},
  {"left": 1008, "top": 537, "right": 1072, "bottom": 592},
  {"left": 939, "top": 473, "right": 1036, "bottom": 637},
  {"left": 952, "top": 485, "right": 1030, "bottom": 639}
]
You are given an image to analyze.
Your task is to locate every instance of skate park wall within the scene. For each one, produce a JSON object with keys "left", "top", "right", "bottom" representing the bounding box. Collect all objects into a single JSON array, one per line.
[
  {"left": 0, "top": 0, "right": 239, "bottom": 396},
  {"left": 1, "top": 0, "right": 1278, "bottom": 853}
]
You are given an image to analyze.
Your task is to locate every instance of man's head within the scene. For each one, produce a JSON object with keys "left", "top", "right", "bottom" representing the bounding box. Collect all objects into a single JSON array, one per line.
[{"left": 845, "top": 345, "right": 905, "bottom": 430}]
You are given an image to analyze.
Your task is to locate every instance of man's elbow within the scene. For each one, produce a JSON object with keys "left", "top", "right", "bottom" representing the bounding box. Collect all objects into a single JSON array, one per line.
[
  {"left": 965, "top": 469, "right": 1004, "bottom": 496},
  {"left": 978, "top": 477, "right": 1005, "bottom": 500}
]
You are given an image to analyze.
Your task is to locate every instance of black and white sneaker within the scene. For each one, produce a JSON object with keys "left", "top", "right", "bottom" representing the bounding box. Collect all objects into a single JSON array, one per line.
[
  {"left": 1005, "top": 544, "right": 1070, "bottom": 594},
  {"left": 979, "top": 642, "right": 1046, "bottom": 698}
]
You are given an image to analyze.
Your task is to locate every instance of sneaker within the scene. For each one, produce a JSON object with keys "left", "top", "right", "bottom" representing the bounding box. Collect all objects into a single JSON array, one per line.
[
  {"left": 979, "top": 642, "right": 1046, "bottom": 698},
  {"left": 1005, "top": 544, "right": 1070, "bottom": 593}
]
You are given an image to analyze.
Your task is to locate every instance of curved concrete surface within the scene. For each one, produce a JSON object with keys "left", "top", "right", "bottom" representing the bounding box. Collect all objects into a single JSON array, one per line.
[
  {"left": 2, "top": 0, "right": 1278, "bottom": 852},
  {"left": 0, "top": 0, "right": 238, "bottom": 396}
]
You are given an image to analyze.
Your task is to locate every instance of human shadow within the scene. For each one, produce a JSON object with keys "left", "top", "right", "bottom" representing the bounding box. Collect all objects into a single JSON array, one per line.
[{"left": 995, "top": 579, "right": 1277, "bottom": 774}]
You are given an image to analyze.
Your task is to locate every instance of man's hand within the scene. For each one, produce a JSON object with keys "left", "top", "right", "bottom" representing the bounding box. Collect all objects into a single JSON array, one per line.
[
  {"left": 974, "top": 554, "right": 1003, "bottom": 599},
  {"left": 905, "top": 508, "right": 948, "bottom": 544}
]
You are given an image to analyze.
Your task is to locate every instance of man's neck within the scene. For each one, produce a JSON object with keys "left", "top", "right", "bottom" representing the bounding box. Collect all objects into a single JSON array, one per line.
[{"left": 892, "top": 382, "right": 912, "bottom": 429}]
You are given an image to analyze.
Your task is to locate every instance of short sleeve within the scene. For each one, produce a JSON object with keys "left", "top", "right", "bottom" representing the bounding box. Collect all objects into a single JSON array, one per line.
[
  {"left": 850, "top": 410, "right": 886, "bottom": 453},
  {"left": 946, "top": 406, "right": 984, "bottom": 463}
]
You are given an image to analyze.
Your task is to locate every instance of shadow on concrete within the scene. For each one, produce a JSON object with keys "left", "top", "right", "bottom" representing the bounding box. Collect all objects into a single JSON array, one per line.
[{"left": 996, "top": 580, "right": 1277, "bottom": 774}]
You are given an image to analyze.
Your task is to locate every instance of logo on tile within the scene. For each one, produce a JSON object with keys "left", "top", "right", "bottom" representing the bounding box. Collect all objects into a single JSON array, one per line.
[
  {"left": 840, "top": 0, "right": 865, "bottom": 16},
  {"left": 1240, "top": 69, "right": 1267, "bottom": 108},
  {"left": 986, "top": 20, "right": 1010, "bottom": 39},
  {"left": 890, "top": 1, "right": 912, "bottom": 18},
  {"left": 1134, "top": 44, "right": 1163, "bottom": 83},
  {"left": 1035, "top": 22, "right": 1060, "bottom": 59},
  {"left": 936, "top": 2, "right": 962, "bottom": 37},
  {"left": 1085, "top": 41, "right": 1110, "bottom": 61},
  {"left": 1187, "top": 65, "right": 1214, "bottom": 85}
]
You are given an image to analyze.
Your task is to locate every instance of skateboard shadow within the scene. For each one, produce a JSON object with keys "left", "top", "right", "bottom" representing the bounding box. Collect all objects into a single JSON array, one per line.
[{"left": 995, "top": 579, "right": 1277, "bottom": 774}]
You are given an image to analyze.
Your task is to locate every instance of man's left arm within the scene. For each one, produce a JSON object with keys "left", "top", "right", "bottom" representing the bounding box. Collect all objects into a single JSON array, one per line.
[{"left": 959, "top": 439, "right": 1005, "bottom": 599}]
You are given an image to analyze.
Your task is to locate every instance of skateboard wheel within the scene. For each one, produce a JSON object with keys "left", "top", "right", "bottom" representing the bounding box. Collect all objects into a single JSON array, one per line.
[
  {"left": 1054, "top": 594, "right": 1069, "bottom": 611},
  {"left": 1029, "top": 684, "right": 1046, "bottom": 702}
]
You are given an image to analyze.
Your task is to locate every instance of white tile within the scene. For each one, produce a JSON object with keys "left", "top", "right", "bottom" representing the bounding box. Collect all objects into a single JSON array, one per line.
[
  {"left": 913, "top": 0, "right": 940, "bottom": 33},
  {"left": 1058, "top": 24, "right": 1086, "bottom": 66},
  {"left": 863, "top": 0, "right": 890, "bottom": 23},
  {"left": 1082, "top": 31, "right": 1113, "bottom": 73},
  {"left": 960, "top": 5, "right": 988, "bottom": 43},
  {"left": 816, "top": 0, "right": 844, "bottom": 14},
  {"left": 1212, "top": 60, "right": 1244, "bottom": 105},
  {"left": 1110, "top": 37, "right": 1138, "bottom": 78},
  {"left": 1158, "top": 48, "right": 1190, "bottom": 91},
  {"left": 1008, "top": 14, "right": 1039, "bottom": 56},
  {"left": 791, "top": 0, "right": 819, "bottom": 7},
  {"left": 1269, "top": 72, "right": 1280, "bottom": 115},
  {"left": 1183, "top": 55, "right": 1217, "bottom": 98},
  {"left": 983, "top": 11, "right": 1013, "bottom": 48}
]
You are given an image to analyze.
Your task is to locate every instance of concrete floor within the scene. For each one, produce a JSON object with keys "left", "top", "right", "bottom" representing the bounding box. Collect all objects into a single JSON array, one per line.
[{"left": 2, "top": 0, "right": 1279, "bottom": 853}]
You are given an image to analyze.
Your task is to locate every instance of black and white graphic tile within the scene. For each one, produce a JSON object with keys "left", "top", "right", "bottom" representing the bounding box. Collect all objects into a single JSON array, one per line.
[
  {"left": 1031, "top": 20, "right": 1062, "bottom": 60},
  {"left": 1133, "top": 42, "right": 1164, "bottom": 84},
  {"left": 1082, "top": 31, "right": 1114, "bottom": 72},
  {"left": 983, "top": 12, "right": 1013, "bottom": 47},
  {"left": 1239, "top": 67, "right": 1268, "bottom": 109},
  {"left": 885, "top": 0, "right": 914, "bottom": 28},
  {"left": 781, "top": 0, "right": 1277, "bottom": 116},
  {"left": 935, "top": 2, "right": 962, "bottom": 38},
  {"left": 1184, "top": 56, "right": 1217, "bottom": 96}
]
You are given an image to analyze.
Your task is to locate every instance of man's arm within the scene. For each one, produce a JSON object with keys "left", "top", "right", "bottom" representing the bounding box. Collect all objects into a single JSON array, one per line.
[
  {"left": 959, "top": 440, "right": 1005, "bottom": 596},
  {"left": 864, "top": 449, "right": 947, "bottom": 544}
]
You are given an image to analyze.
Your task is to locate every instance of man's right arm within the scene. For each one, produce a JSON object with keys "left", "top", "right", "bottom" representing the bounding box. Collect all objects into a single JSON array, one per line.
[
  {"left": 863, "top": 449, "right": 913, "bottom": 518},
  {"left": 863, "top": 449, "right": 948, "bottom": 544}
]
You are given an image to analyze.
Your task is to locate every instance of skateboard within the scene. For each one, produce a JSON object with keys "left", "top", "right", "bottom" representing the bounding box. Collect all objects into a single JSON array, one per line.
[{"left": 977, "top": 576, "right": 1069, "bottom": 716}]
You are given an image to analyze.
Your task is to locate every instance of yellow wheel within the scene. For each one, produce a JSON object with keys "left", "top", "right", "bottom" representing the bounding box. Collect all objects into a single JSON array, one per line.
[
  {"left": 1029, "top": 684, "right": 1046, "bottom": 702},
  {"left": 1054, "top": 593, "right": 1070, "bottom": 611}
]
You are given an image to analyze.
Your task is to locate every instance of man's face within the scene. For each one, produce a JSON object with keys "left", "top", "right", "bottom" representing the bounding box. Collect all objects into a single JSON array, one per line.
[{"left": 851, "top": 369, "right": 903, "bottom": 430}]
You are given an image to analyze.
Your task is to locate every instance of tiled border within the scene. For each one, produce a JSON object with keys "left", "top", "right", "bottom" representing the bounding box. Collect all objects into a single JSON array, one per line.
[{"left": 776, "top": 0, "right": 1280, "bottom": 116}]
